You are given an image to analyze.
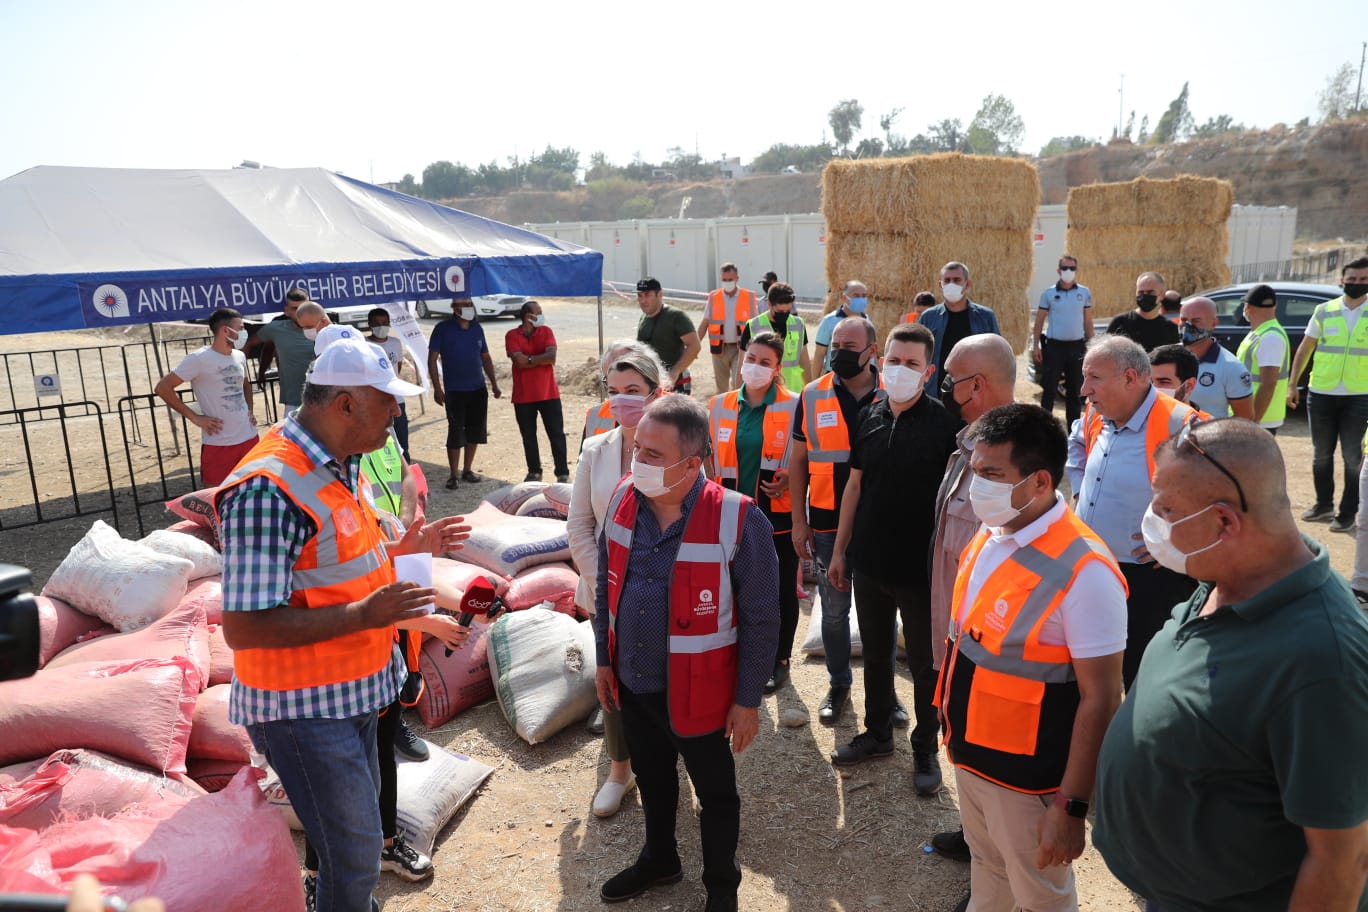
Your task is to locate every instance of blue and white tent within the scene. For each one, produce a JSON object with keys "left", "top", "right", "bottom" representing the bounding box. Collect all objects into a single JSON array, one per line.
[{"left": 0, "top": 166, "right": 603, "bottom": 334}]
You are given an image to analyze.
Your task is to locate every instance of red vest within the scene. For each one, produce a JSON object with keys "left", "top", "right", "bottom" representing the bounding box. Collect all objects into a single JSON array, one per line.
[{"left": 604, "top": 478, "right": 748, "bottom": 736}]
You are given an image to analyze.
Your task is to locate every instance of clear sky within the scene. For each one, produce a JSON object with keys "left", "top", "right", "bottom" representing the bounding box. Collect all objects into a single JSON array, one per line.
[{"left": 1, "top": 0, "right": 1362, "bottom": 184}]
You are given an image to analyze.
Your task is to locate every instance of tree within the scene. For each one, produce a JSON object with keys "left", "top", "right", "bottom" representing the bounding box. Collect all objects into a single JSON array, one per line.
[
  {"left": 853, "top": 137, "right": 884, "bottom": 159},
  {"left": 879, "top": 108, "right": 905, "bottom": 148},
  {"left": 395, "top": 173, "right": 419, "bottom": 196},
  {"left": 1137, "top": 115, "right": 1150, "bottom": 144},
  {"left": 828, "top": 99, "right": 864, "bottom": 156},
  {"left": 965, "top": 94, "right": 1025, "bottom": 155},
  {"left": 749, "top": 142, "right": 833, "bottom": 174},
  {"left": 530, "top": 145, "right": 579, "bottom": 175},
  {"left": 421, "top": 160, "right": 474, "bottom": 199},
  {"left": 1037, "top": 136, "right": 1096, "bottom": 158},
  {"left": 1318, "top": 62, "right": 1362, "bottom": 122},
  {"left": 1190, "top": 114, "right": 1247, "bottom": 139},
  {"left": 665, "top": 147, "right": 714, "bottom": 181},
  {"left": 926, "top": 118, "right": 965, "bottom": 153},
  {"left": 586, "top": 151, "right": 617, "bottom": 181},
  {"left": 1151, "top": 82, "right": 1195, "bottom": 144},
  {"left": 1122, "top": 111, "right": 1135, "bottom": 142}
]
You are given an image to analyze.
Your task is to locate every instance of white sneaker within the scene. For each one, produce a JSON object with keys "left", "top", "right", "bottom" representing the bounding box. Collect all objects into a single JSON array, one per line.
[{"left": 592, "top": 772, "right": 637, "bottom": 818}]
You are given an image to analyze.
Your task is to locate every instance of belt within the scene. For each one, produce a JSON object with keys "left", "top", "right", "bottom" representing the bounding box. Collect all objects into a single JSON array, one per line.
[{"left": 1046, "top": 337, "right": 1085, "bottom": 343}]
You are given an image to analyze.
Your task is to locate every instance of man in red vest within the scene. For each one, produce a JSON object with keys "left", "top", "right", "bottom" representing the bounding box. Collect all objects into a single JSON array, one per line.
[
  {"left": 697, "top": 262, "right": 756, "bottom": 394},
  {"left": 592, "top": 395, "right": 780, "bottom": 912}
]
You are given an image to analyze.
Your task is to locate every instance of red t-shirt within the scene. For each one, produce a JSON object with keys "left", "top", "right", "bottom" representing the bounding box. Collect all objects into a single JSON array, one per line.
[{"left": 505, "top": 325, "right": 560, "bottom": 404}]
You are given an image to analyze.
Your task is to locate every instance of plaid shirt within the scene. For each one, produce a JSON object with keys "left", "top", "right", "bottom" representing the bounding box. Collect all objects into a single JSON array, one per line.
[{"left": 219, "top": 414, "right": 404, "bottom": 724}]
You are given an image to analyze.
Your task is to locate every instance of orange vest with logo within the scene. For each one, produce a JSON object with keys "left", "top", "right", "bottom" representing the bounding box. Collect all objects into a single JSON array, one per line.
[
  {"left": 604, "top": 478, "right": 748, "bottom": 736},
  {"left": 801, "top": 371, "right": 885, "bottom": 513},
  {"left": 936, "top": 508, "right": 1126, "bottom": 793},
  {"left": 704, "top": 288, "right": 755, "bottom": 353},
  {"left": 216, "top": 431, "right": 398, "bottom": 691},
  {"left": 708, "top": 386, "right": 797, "bottom": 531},
  {"left": 583, "top": 400, "right": 616, "bottom": 439},
  {"left": 1081, "top": 391, "right": 1203, "bottom": 482}
]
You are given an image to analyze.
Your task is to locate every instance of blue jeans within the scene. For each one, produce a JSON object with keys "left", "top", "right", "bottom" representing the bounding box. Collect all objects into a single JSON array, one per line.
[
  {"left": 248, "top": 713, "right": 383, "bottom": 912},
  {"left": 814, "top": 531, "right": 853, "bottom": 688},
  {"left": 1308, "top": 392, "right": 1368, "bottom": 520}
]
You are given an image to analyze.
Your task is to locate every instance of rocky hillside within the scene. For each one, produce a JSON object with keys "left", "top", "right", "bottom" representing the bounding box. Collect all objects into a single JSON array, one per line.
[{"left": 443, "top": 121, "right": 1367, "bottom": 240}]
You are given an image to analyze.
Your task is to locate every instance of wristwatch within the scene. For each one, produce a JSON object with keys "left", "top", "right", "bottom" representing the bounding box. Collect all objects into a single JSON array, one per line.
[{"left": 1053, "top": 793, "right": 1089, "bottom": 818}]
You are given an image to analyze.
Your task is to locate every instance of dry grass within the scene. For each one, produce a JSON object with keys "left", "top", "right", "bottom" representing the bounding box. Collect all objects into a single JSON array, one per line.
[{"left": 1066, "top": 176, "right": 1234, "bottom": 228}]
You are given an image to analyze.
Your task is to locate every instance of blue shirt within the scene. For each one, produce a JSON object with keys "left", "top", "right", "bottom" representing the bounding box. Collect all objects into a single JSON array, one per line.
[
  {"left": 1037, "top": 282, "right": 1093, "bottom": 342},
  {"left": 916, "top": 301, "right": 1002, "bottom": 397},
  {"left": 1189, "top": 341, "right": 1253, "bottom": 418},
  {"left": 1066, "top": 386, "right": 1162, "bottom": 565},
  {"left": 592, "top": 473, "right": 780, "bottom": 708},
  {"left": 219, "top": 414, "right": 405, "bottom": 724},
  {"left": 429, "top": 317, "right": 489, "bottom": 392}
]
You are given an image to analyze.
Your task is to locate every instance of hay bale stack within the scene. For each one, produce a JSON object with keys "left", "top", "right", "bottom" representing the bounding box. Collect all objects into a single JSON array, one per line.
[
  {"left": 822, "top": 154, "right": 1040, "bottom": 349},
  {"left": 1066, "top": 176, "right": 1233, "bottom": 319}
]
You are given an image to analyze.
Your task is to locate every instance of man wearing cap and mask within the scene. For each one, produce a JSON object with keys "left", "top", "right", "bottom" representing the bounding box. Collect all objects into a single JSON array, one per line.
[
  {"left": 814, "top": 280, "right": 872, "bottom": 373},
  {"left": 1178, "top": 296, "right": 1254, "bottom": 420},
  {"left": 216, "top": 338, "right": 470, "bottom": 912},
  {"left": 1031, "top": 255, "right": 1093, "bottom": 427},
  {"left": 916, "top": 261, "right": 1002, "bottom": 398},
  {"left": 1106, "top": 272, "right": 1180, "bottom": 353},
  {"left": 592, "top": 394, "right": 779, "bottom": 912},
  {"left": 1235, "top": 284, "right": 1290, "bottom": 435},
  {"left": 257, "top": 288, "right": 324, "bottom": 414},
  {"left": 637, "top": 277, "right": 702, "bottom": 395},
  {"left": 741, "top": 282, "right": 811, "bottom": 390},
  {"left": 698, "top": 263, "right": 756, "bottom": 394}
]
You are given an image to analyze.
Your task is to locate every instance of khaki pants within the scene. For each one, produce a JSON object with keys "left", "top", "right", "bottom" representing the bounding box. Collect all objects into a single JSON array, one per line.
[
  {"left": 710, "top": 343, "right": 740, "bottom": 395},
  {"left": 956, "top": 767, "right": 1077, "bottom": 912}
]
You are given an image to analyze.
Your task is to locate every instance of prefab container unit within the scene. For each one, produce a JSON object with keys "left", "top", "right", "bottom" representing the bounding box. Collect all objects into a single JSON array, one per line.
[
  {"left": 713, "top": 216, "right": 788, "bottom": 295},
  {"left": 642, "top": 220, "right": 711, "bottom": 295},
  {"left": 585, "top": 222, "right": 646, "bottom": 287},
  {"left": 786, "top": 215, "right": 830, "bottom": 304}
]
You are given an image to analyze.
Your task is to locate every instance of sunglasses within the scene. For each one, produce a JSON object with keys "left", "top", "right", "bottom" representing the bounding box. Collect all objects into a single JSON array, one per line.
[{"left": 1176, "top": 421, "right": 1248, "bottom": 512}]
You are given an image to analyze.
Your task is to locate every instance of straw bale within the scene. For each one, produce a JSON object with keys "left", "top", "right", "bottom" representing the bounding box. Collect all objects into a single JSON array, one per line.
[
  {"left": 1068, "top": 225, "right": 1229, "bottom": 271},
  {"left": 1064, "top": 262, "right": 1233, "bottom": 322},
  {"left": 823, "top": 154, "right": 1040, "bottom": 235},
  {"left": 1066, "top": 176, "right": 1233, "bottom": 229}
]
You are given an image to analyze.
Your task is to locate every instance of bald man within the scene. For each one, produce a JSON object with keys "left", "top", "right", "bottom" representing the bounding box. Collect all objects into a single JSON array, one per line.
[
  {"left": 1095, "top": 418, "right": 1368, "bottom": 912},
  {"left": 257, "top": 290, "right": 330, "bottom": 414},
  {"left": 1178, "top": 296, "right": 1253, "bottom": 419},
  {"left": 1106, "top": 272, "right": 1180, "bottom": 353}
]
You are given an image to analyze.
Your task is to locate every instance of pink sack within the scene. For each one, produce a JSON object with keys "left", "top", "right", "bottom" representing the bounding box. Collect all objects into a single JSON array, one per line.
[
  {"left": 501, "top": 562, "right": 579, "bottom": 614},
  {"left": 415, "top": 619, "right": 494, "bottom": 728},
  {"left": 188, "top": 685, "right": 252, "bottom": 763},
  {"left": 36, "top": 595, "right": 115, "bottom": 668},
  {"left": 207, "top": 623, "right": 234, "bottom": 686},
  {"left": 47, "top": 602, "right": 209, "bottom": 688},
  {"left": 0, "top": 658, "right": 199, "bottom": 774},
  {"left": 179, "top": 575, "right": 223, "bottom": 625},
  {"left": 0, "top": 767, "right": 303, "bottom": 909},
  {"left": 164, "top": 487, "right": 220, "bottom": 545},
  {"left": 165, "top": 518, "right": 221, "bottom": 551},
  {"left": 185, "top": 758, "right": 248, "bottom": 793},
  {"left": 0, "top": 749, "right": 205, "bottom": 831}
]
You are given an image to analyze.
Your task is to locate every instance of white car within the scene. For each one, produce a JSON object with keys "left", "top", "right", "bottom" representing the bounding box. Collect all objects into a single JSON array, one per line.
[{"left": 414, "top": 294, "right": 528, "bottom": 319}]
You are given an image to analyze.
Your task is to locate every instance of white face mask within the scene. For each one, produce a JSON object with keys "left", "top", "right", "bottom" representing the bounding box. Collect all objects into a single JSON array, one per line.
[
  {"left": 1141, "top": 503, "right": 1221, "bottom": 576},
  {"left": 882, "top": 364, "right": 925, "bottom": 402},
  {"left": 531, "top": 313, "right": 546, "bottom": 327},
  {"left": 969, "top": 473, "right": 1032, "bottom": 528},
  {"left": 303, "top": 327, "right": 319, "bottom": 341},
  {"left": 1059, "top": 269, "right": 1077, "bottom": 283},
  {"left": 722, "top": 280, "right": 737, "bottom": 293},
  {"left": 942, "top": 282, "right": 965, "bottom": 304},
  {"left": 459, "top": 307, "right": 476, "bottom": 321},
  {"left": 739, "top": 362, "right": 775, "bottom": 389},
  {"left": 228, "top": 326, "right": 248, "bottom": 350},
  {"left": 631, "top": 455, "right": 690, "bottom": 498},
  {"left": 371, "top": 325, "right": 391, "bottom": 339}
]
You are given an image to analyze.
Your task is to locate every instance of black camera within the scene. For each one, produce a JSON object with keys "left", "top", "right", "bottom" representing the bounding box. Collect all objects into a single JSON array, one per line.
[{"left": 0, "top": 564, "right": 39, "bottom": 684}]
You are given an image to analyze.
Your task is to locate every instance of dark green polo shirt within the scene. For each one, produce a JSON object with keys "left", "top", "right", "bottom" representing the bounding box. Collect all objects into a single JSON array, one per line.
[
  {"left": 1094, "top": 537, "right": 1368, "bottom": 911},
  {"left": 735, "top": 382, "right": 777, "bottom": 501}
]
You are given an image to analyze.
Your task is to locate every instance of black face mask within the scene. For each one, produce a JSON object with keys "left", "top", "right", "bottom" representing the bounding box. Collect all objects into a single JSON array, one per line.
[
  {"left": 942, "top": 384, "right": 966, "bottom": 422},
  {"left": 830, "top": 349, "right": 866, "bottom": 380},
  {"left": 771, "top": 310, "right": 791, "bottom": 334},
  {"left": 1180, "top": 322, "right": 1210, "bottom": 345},
  {"left": 1346, "top": 283, "right": 1368, "bottom": 300},
  {"left": 1136, "top": 293, "right": 1160, "bottom": 313}
]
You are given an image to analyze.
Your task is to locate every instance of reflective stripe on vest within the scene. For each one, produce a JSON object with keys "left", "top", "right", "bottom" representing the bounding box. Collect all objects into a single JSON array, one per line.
[
  {"left": 584, "top": 400, "right": 616, "bottom": 439},
  {"left": 360, "top": 433, "right": 405, "bottom": 518},
  {"left": 801, "top": 372, "right": 886, "bottom": 511},
  {"left": 705, "top": 289, "right": 755, "bottom": 352},
  {"left": 938, "top": 508, "right": 1127, "bottom": 793},
  {"left": 1309, "top": 298, "right": 1368, "bottom": 392},
  {"left": 603, "top": 478, "right": 746, "bottom": 736},
  {"left": 1236, "top": 319, "right": 1290, "bottom": 425},
  {"left": 215, "top": 431, "right": 397, "bottom": 691},
  {"left": 1081, "top": 391, "right": 1201, "bottom": 482},
  {"left": 708, "top": 387, "right": 797, "bottom": 522},
  {"left": 747, "top": 312, "right": 805, "bottom": 389}
]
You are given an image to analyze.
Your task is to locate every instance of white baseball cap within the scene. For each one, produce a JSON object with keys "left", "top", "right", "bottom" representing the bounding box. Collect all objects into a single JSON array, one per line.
[
  {"left": 307, "top": 339, "right": 424, "bottom": 398},
  {"left": 313, "top": 324, "right": 360, "bottom": 355}
]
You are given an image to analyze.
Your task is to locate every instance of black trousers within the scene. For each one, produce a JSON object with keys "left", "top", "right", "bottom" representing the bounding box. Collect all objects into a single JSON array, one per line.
[
  {"left": 773, "top": 530, "right": 800, "bottom": 663},
  {"left": 618, "top": 686, "right": 742, "bottom": 897},
  {"left": 1039, "top": 338, "right": 1087, "bottom": 427},
  {"left": 852, "top": 573, "right": 939, "bottom": 750},
  {"left": 513, "top": 399, "right": 569, "bottom": 477},
  {"left": 304, "top": 699, "right": 402, "bottom": 871},
  {"left": 1119, "top": 562, "right": 1199, "bottom": 690}
]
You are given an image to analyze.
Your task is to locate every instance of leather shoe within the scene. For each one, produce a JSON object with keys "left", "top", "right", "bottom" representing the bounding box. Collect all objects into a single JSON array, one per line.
[
  {"left": 592, "top": 773, "right": 636, "bottom": 818},
  {"left": 600, "top": 860, "right": 682, "bottom": 902},
  {"left": 818, "top": 687, "right": 849, "bottom": 725},
  {"left": 763, "top": 661, "right": 790, "bottom": 695},
  {"left": 890, "top": 696, "right": 909, "bottom": 728},
  {"left": 931, "top": 828, "right": 971, "bottom": 863}
]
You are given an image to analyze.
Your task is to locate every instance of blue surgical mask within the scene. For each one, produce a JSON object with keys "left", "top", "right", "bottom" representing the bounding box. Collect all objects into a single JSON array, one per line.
[{"left": 847, "top": 296, "right": 869, "bottom": 314}]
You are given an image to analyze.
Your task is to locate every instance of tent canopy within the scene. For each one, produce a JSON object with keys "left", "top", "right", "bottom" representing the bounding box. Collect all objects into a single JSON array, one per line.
[{"left": 0, "top": 166, "right": 603, "bottom": 334}]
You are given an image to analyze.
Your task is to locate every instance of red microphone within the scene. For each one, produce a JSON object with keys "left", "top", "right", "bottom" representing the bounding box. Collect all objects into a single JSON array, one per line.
[{"left": 446, "top": 578, "right": 507, "bottom": 656}]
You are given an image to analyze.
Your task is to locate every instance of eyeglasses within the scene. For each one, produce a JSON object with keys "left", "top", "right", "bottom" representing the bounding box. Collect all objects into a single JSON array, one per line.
[
  {"left": 940, "top": 372, "right": 982, "bottom": 397},
  {"left": 1176, "top": 421, "right": 1248, "bottom": 512}
]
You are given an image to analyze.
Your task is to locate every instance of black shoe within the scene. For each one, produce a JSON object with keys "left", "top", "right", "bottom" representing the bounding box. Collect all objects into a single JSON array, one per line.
[
  {"left": 1331, "top": 514, "right": 1358, "bottom": 533},
  {"left": 818, "top": 687, "right": 849, "bottom": 725},
  {"left": 524, "top": 471, "right": 543, "bottom": 482},
  {"left": 704, "top": 893, "right": 739, "bottom": 912},
  {"left": 763, "top": 661, "right": 790, "bottom": 695},
  {"left": 380, "top": 833, "right": 434, "bottom": 881},
  {"left": 913, "top": 749, "right": 943, "bottom": 795},
  {"left": 890, "top": 696, "right": 909, "bottom": 728},
  {"left": 556, "top": 473, "right": 570, "bottom": 483},
  {"left": 830, "top": 731, "right": 895, "bottom": 766},
  {"left": 600, "top": 860, "right": 683, "bottom": 903},
  {"left": 1302, "top": 504, "right": 1335, "bottom": 522},
  {"left": 394, "top": 717, "right": 430, "bottom": 762},
  {"left": 1354, "top": 589, "right": 1368, "bottom": 608},
  {"left": 952, "top": 892, "right": 971, "bottom": 912},
  {"left": 931, "top": 828, "right": 971, "bottom": 863},
  {"left": 303, "top": 873, "right": 317, "bottom": 912}
]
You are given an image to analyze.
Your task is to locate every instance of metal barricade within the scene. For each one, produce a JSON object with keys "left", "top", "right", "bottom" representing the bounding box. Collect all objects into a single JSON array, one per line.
[{"left": 0, "top": 401, "right": 122, "bottom": 533}]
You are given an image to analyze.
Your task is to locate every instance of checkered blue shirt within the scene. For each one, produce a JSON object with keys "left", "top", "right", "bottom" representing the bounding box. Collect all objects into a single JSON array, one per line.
[{"left": 219, "top": 414, "right": 404, "bottom": 725}]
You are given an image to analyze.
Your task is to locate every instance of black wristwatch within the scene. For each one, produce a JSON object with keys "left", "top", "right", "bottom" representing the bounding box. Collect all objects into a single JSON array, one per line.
[{"left": 1053, "top": 793, "right": 1089, "bottom": 818}]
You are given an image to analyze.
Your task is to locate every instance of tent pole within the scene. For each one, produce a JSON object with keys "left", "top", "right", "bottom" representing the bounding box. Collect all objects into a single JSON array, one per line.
[
  {"left": 596, "top": 295, "right": 605, "bottom": 399},
  {"left": 149, "top": 321, "right": 182, "bottom": 457}
]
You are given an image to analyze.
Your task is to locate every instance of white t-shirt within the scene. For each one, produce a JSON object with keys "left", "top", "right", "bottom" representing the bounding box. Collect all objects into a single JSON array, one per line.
[
  {"left": 371, "top": 335, "right": 408, "bottom": 375},
  {"left": 1254, "top": 330, "right": 1289, "bottom": 428},
  {"left": 955, "top": 495, "right": 1127, "bottom": 659},
  {"left": 172, "top": 347, "right": 257, "bottom": 447},
  {"left": 1306, "top": 299, "right": 1364, "bottom": 395}
]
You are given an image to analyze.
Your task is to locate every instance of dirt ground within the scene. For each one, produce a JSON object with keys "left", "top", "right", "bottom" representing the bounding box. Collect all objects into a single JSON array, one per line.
[{"left": 0, "top": 298, "right": 1358, "bottom": 912}]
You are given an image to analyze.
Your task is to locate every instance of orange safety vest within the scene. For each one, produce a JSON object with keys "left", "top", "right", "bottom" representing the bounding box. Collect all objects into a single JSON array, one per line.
[
  {"left": 707, "top": 385, "right": 797, "bottom": 531},
  {"left": 1080, "top": 391, "right": 1203, "bottom": 482},
  {"left": 216, "top": 431, "right": 398, "bottom": 691},
  {"left": 704, "top": 288, "right": 755, "bottom": 353},
  {"left": 801, "top": 371, "right": 886, "bottom": 512},
  {"left": 936, "top": 507, "right": 1127, "bottom": 793},
  {"left": 583, "top": 400, "right": 616, "bottom": 438},
  {"left": 604, "top": 478, "right": 748, "bottom": 736}
]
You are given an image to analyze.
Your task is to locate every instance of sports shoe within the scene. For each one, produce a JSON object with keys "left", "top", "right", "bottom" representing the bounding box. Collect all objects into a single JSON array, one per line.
[
  {"left": 303, "top": 873, "right": 317, "bottom": 912},
  {"left": 818, "top": 687, "right": 850, "bottom": 725},
  {"left": 394, "top": 717, "right": 429, "bottom": 762},
  {"left": 763, "top": 661, "right": 790, "bottom": 695},
  {"left": 1331, "top": 515, "right": 1357, "bottom": 533},
  {"left": 524, "top": 471, "right": 543, "bottom": 482},
  {"left": 931, "top": 828, "right": 971, "bottom": 863},
  {"left": 913, "top": 749, "right": 943, "bottom": 795},
  {"left": 830, "top": 732, "right": 895, "bottom": 766},
  {"left": 380, "top": 833, "right": 433, "bottom": 882},
  {"left": 1302, "top": 505, "right": 1335, "bottom": 522},
  {"left": 556, "top": 473, "right": 570, "bottom": 483},
  {"left": 586, "top": 706, "right": 606, "bottom": 735},
  {"left": 890, "top": 696, "right": 909, "bottom": 728},
  {"left": 600, "top": 860, "right": 683, "bottom": 903}
]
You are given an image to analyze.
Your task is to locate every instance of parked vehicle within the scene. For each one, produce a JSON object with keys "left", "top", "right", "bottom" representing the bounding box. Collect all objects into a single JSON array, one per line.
[{"left": 413, "top": 294, "right": 527, "bottom": 319}]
